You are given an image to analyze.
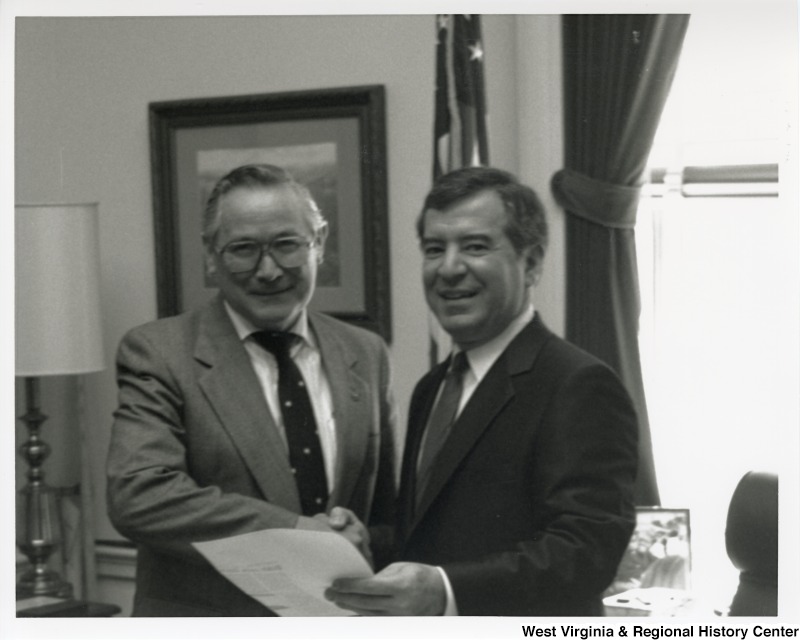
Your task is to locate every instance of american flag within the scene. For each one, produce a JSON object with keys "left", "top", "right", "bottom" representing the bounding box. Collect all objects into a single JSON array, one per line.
[
  {"left": 433, "top": 14, "right": 489, "bottom": 179},
  {"left": 429, "top": 14, "right": 490, "bottom": 366}
]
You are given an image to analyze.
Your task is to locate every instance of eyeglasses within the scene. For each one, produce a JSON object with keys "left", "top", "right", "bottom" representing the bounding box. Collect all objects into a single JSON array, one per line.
[{"left": 216, "top": 236, "right": 315, "bottom": 274}]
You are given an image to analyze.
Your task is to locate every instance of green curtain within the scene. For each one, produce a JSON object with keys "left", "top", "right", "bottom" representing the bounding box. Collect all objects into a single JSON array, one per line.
[{"left": 552, "top": 14, "right": 690, "bottom": 506}]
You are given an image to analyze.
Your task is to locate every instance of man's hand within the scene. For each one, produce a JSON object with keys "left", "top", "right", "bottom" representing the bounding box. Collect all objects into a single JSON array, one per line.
[
  {"left": 324, "top": 562, "right": 446, "bottom": 616},
  {"left": 297, "top": 507, "right": 373, "bottom": 567},
  {"left": 295, "top": 514, "right": 335, "bottom": 533},
  {"left": 324, "top": 506, "right": 373, "bottom": 567}
]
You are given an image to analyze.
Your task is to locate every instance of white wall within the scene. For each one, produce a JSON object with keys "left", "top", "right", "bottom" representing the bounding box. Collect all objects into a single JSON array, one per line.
[
  {"left": 516, "top": 15, "right": 565, "bottom": 331},
  {"left": 14, "top": 14, "right": 564, "bottom": 558}
]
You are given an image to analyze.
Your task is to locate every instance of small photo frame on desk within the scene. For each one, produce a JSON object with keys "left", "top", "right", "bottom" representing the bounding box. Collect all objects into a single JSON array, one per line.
[
  {"left": 605, "top": 507, "right": 692, "bottom": 596},
  {"left": 149, "top": 85, "right": 391, "bottom": 340}
]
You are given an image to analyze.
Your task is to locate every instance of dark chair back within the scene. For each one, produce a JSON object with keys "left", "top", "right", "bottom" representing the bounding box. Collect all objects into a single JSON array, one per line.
[{"left": 725, "top": 471, "right": 778, "bottom": 616}]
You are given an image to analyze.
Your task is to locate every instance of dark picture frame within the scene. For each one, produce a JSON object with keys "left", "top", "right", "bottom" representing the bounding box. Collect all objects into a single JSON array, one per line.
[{"left": 149, "top": 85, "right": 391, "bottom": 340}]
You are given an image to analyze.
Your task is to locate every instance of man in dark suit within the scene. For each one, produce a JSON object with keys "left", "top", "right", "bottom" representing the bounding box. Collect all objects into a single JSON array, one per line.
[
  {"left": 107, "top": 164, "right": 396, "bottom": 616},
  {"left": 326, "top": 166, "right": 639, "bottom": 616}
]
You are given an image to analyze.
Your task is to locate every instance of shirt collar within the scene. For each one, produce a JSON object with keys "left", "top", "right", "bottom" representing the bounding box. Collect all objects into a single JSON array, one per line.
[
  {"left": 457, "top": 304, "right": 535, "bottom": 383},
  {"left": 223, "top": 301, "right": 314, "bottom": 348}
]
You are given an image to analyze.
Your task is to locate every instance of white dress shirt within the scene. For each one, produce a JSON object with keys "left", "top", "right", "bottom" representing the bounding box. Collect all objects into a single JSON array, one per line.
[
  {"left": 224, "top": 302, "right": 337, "bottom": 492},
  {"left": 436, "top": 303, "right": 536, "bottom": 615}
]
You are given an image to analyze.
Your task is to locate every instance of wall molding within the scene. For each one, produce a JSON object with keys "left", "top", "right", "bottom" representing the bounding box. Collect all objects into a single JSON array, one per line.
[
  {"left": 96, "top": 542, "right": 137, "bottom": 581},
  {"left": 16, "top": 545, "right": 136, "bottom": 582}
]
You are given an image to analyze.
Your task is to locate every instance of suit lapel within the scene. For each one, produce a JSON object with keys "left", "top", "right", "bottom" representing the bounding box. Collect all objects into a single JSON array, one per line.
[
  {"left": 194, "top": 299, "right": 301, "bottom": 512},
  {"left": 309, "top": 313, "right": 370, "bottom": 511},
  {"left": 413, "top": 365, "right": 514, "bottom": 523},
  {"left": 410, "top": 315, "right": 553, "bottom": 532}
]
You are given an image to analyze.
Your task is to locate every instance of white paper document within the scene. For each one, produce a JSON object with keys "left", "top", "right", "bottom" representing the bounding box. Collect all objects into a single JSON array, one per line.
[{"left": 193, "top": 529, "right": 373, "bottom": 616}]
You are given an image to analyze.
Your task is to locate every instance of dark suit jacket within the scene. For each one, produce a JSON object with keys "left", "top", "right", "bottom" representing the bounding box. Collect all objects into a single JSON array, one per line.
[
  {"left": 397, "top": 314, "right": 638, "bottom": 616},
  {"left": 107, "top": 296, "right": 396, "bottom": 616}
]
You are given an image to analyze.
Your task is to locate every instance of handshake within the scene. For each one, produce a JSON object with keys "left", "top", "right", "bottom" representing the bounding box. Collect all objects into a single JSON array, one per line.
[
  {"left": 295, "top": 506, "right": 447, "bottom": 616},
  {"left": 296, "top": 506, "right": 373, "bottom": 567}
]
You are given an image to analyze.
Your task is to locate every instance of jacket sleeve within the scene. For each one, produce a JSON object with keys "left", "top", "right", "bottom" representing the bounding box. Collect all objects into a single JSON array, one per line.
[
  {"left": 106, "top": 327, "right": 300, "bottom": 562},
  {"left": 442, "top": 363, "right": 639, "bottom": 614},
  {"left": 366, "top": 335, "right": 399, "bottom": 569}
]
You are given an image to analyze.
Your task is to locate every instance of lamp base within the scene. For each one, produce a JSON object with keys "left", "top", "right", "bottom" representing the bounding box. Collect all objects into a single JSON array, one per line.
[
  {"left": 16, "top": 377, "right": 73, "bottom": 600},
  {"left": 16, "top": 568, "right": 73, "bottom": 599}
]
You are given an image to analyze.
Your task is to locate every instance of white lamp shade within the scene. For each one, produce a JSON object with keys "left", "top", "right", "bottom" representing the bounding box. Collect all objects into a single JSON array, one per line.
[{"left": 15, "top": 203, "right": 105, "bottom": 376}]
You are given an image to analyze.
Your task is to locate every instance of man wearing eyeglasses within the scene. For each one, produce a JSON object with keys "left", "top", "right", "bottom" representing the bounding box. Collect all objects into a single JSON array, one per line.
[{"left": 107, "top": 164, "right": 397, "bottom": 616}]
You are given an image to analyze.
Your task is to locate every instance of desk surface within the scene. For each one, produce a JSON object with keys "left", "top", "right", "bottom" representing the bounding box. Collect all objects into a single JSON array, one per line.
[
  {"left": 603, "top": 587, "right": 723, "bottom": 617},
  {"left": 17, "top": 596, "right": 121, "bottom": 618}
]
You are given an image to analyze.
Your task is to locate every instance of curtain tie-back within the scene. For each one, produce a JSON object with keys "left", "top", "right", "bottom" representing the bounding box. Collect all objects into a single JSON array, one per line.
[{"left": 550, "top": 168, "right": 641, "bottom": 229}]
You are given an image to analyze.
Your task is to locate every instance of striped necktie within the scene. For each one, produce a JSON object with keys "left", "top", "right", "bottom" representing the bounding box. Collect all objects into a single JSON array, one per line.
[{"left": 416, "top": 351, "right": 469, "bottom": 504}]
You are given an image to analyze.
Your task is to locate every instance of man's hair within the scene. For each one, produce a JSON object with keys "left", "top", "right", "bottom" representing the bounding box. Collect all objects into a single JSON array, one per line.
[
  {"left": 202, "top": 164, "right": 325, "bottom": 244},
  {"left": 417, "top": 166, "right": 549, "bottom": 262}
]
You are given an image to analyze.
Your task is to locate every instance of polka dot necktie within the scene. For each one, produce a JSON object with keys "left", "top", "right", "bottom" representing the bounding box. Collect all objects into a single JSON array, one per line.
[{"left": 252, "top": 331, "right": 328, "bottom": 516}]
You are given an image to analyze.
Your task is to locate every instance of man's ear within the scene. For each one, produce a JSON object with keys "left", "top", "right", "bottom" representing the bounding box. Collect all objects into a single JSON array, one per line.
[
  {"left": 314, "top": 222, "right": 329, "bottom": 264},
  {"left": 524, "top": 246, "right": 544, "bottom": 287},
  {"left": 203, "top": 239, "right": 218, "bottom": 282}
]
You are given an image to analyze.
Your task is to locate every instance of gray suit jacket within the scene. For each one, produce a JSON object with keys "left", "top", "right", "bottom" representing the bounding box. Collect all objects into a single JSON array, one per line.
[{"left": 107, "top": 296, "right": 397, "bottom": 616}]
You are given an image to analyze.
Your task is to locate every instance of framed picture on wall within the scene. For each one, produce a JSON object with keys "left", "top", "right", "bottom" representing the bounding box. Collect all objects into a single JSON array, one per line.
[{"left": 149, "top": 85, "right": 391, "bottom": 340}]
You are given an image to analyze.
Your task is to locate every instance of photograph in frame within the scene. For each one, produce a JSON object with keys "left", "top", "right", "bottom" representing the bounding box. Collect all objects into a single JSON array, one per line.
[{"left": 149, "top": 85, "right": 391, "bottom": 340}]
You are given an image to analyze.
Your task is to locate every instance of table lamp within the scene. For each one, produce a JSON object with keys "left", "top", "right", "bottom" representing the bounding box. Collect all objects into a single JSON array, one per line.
[{"left": 15, "top": 203, "right": 105, "bottom": 598}]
